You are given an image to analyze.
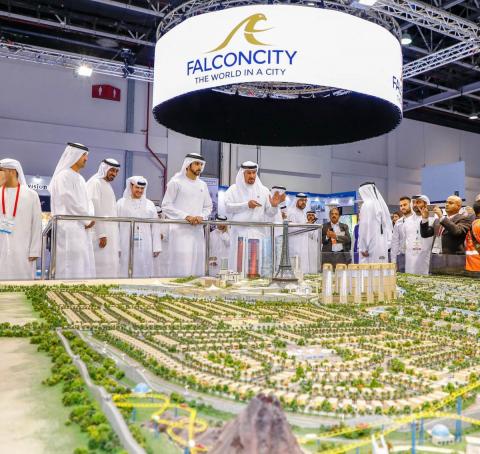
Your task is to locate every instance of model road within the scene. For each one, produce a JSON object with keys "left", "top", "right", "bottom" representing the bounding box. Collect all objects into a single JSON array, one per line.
[{"left": 58, "top": 330, "right": 146, "bottom": 454}]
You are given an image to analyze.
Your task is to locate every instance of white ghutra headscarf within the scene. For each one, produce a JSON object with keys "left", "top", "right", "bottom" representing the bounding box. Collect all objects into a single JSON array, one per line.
[
  {"left": 48, "top": 143, "right": 89, "bottom": 192},
  {"left": 233, "top": 161, "right": 269, "bottom": 201},
  {"left": 173, "top": 153, "right": 206, "bottom": 181},
  {"left": 0, "top": 158, "right": 27, "bottom": 185},
  {"left": 123, "top": 176, "right": 148, "bottom": 200},
  {"left": 358, "top": 182, "right": 393, "bottom": 243},
  {"left": 88, "top": 158, "right": 120, "bottom": 183}
]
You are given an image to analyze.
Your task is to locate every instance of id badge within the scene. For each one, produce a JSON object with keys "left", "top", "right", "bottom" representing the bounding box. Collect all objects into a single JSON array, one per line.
[
  {"left": 133, "top": 227, "right": 142, "bottom": 242},
  {"left": 0, "top": 216, "right": 15, "bottom": 235},
  {"left": 432, "top": 236, "right": 442, "bottom": 254},
  {"left": 412, "top": 240, "right": 422, "bottom": 255}
]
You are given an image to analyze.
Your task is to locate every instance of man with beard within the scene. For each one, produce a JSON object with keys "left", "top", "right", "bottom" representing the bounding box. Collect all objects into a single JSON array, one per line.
[
  {"left": 162, "top": 153, "right": 213, "bottom": 277},
  {"left": 393, "top": 195, "right": 434, "bottom": 275},
  {"left": 224, "top": 162, "right": 285, "bottom": 276},
  {"left": 390, "top": 196, "right": 411, "bottom": 272},
  {"left": 86, "top": 159, "right": 121, "bottom": 278},
  {"left": 321, "top": 207, "right": 351, "bottom": 267},
  {"left": 48, "top": 143, "right": 95, "bottom": 278},
  {"left": 421, "top": 195, "right": 472, "bottom": 273}
]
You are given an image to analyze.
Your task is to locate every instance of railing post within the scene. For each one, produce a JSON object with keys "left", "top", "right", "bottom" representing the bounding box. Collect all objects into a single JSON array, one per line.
[
  {"left": 270, "top": 225, "right": 275, "bottom": 279},
  {"left": 50, "top": 217, "right": 58, "bottom": 280},
  {"left": 205, "top": 221, "right": 211, "bottom": 277},
  {"left": 40, "top": 227, "right": 47, "bottom": 280},
  {"left": 317, "top": 225, "right": 322, "bottom": 274},
  {"left": 128, "top": 221, "right": 135, "bottom": 279}
]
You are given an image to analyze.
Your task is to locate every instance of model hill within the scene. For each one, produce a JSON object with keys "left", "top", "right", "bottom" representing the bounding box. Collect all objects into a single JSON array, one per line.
[{"left": 209, "top": 393, "right": 304, "bottom": 454}]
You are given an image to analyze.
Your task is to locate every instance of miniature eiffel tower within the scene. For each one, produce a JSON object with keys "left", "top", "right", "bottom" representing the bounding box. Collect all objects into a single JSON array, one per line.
[{"left": 272, "top": 221, "right": 298, "bottom": 284}]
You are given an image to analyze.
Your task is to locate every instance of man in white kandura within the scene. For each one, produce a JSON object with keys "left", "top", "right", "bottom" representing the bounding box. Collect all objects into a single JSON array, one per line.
[
  {"left": 117, "top": 176, "right": 161, "bottom": 278},
  {"left": 358, "top": 182, "right": 392, "bottom": 263},
  {"left": 287, "top": 193, "right": 310, "bottom": 273},
  {"left": 407, "top": 195, "right": 434, "bottom": 274},
  {"left": 224, "top": 162, "right": 285, "bottom": 275},
  {"left": 153, "top": 206, "right": 170, "bottom": 278},
  {"left": 162, "top": 153, "right": 213, "bottom": 277},
  {"left": 0, "top": 159, "right": 42, "bottom": 280},
  {"left": 86, "top": 159, "right": 121, "bottom": 278},
  {"left": 209, "top": 215, "right": 231, "bottom": 276},
  {"left": 48, "top": 143, "right": 96, "bottom": 278}
]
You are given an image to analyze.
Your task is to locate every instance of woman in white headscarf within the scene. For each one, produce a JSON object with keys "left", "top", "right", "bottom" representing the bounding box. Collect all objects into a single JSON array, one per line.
[
  {"left": 0, "top": 158, "right": 42, "bottom": 280},
  {"left": 86, "top": 159, "right": 121, "bottom": 278},
  {"left": 117, "top": 176, "right": 161, "bottom": 278},
  {"left": 48, "top": 143, "right": 95, "bottom": 279},
  {"left": 161, "top": 153, "right": 213, "bottom": 277},
  {"left": 358, "top": 182, "right": 392, "bottom": 263}
]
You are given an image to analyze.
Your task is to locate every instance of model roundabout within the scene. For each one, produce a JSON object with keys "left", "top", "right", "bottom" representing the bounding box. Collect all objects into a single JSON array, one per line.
[{"left": 1, "top": 272, "right": 480, "bottom": 453}]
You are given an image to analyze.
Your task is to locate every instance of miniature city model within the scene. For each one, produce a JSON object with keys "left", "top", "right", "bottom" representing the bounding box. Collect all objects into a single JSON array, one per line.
[{"left": 1, "top": 272, "right": 480, "bottom": 453}]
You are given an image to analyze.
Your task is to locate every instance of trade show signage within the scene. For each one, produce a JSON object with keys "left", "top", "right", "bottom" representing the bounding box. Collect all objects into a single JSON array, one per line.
[
  {"left": 26, "top": 175, "right": 51, "bottom": 196},
  {"left": 153, "top": 5, "right": 403, "bottom": 111}
]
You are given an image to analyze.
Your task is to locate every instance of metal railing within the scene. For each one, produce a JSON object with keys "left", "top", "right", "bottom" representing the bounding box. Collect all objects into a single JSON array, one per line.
[{"left": 41, "top": 215, "right": 324, "bottom": 280}]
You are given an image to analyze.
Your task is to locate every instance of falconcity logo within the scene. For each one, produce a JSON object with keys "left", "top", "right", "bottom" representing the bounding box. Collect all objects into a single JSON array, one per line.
[
  {"left": 186, "top": 13, "right": 298, "bottom": 78},
  {"left": 207, "top": 13, "right": 272, "bottom": 53}
]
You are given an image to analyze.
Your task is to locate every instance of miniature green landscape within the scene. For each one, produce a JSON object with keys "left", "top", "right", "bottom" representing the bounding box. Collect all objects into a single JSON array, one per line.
[{"left": 1, "top": 273, "right": 480, "bottom": 453}]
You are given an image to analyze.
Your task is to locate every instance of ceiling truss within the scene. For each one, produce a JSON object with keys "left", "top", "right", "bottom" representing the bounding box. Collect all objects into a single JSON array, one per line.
[{"left": 0, "top": 0, "right": 479, "bottom": 129}]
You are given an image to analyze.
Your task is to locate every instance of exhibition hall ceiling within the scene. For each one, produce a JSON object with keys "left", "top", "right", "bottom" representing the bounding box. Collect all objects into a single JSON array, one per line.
[{"left": 0, "top": 0, "right": 479, "bottom": 134}]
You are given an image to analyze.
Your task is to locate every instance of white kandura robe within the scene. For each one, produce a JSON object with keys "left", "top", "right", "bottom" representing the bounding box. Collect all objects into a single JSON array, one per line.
[
  {"left": 224, "top": 184, "right": 278, "bottom": 274},
  {"left": 161, "top": 177, "right": 212, "bottom": 277},
  {"left": 358, "top": 199, "right": 391, "bottom": 264},
  {"left": 287, "top": 206, "right": 309, "bottom": 273},
  {"left": 209, "top": 228, "right": 231, "bottom": 276},
  {"left": 117, "top": 197, "right": 161, "bottom": 278},
  {"left": 0, "top": 186, "right": 42, "bottom": 280},
  {"left": 403, "top": 213, "right": 434, "bottom": 275},
  {"left": 153, "top": 221, "right": 170, "bottom": 278},
  {"left": 86, "top": 178, "right": 120, "bottom": 278},
  {"left": 50, "top": 169, "right": 95, "bottom": 279}
]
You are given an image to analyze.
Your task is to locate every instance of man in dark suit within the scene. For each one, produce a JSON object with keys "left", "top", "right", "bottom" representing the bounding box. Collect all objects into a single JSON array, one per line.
[
  {"left": 322, "top": 207, "right": 352, "bottom": 267},
  {"left": 420, "top": 195, "right": 472, "bottom": 274}
]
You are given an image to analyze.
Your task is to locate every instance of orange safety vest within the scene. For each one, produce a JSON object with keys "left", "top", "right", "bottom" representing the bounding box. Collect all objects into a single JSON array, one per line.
[{"left": 465, "top": 218, "right": 480, "bottom": 272}]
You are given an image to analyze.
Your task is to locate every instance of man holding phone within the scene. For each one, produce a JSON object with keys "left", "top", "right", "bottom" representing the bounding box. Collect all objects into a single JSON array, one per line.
[{"left": 420, "top": 195, "right": 472, "bottom": 273}]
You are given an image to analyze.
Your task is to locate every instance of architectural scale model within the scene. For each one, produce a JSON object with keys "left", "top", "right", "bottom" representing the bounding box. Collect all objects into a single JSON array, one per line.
[{"left": 1, "top": 272, "right": 480, "bottom": 453}]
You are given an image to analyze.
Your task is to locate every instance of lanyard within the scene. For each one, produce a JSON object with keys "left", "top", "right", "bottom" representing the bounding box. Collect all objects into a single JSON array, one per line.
[{"left": 2, "top": 183, "right": 21, "bottom": 218}]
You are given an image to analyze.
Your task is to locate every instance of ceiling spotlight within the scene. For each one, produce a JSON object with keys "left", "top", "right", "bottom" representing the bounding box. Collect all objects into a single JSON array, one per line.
[
  {"left": 469, "top": 113, "right": 479, "bottom": 120},
  {"left": 357, "top": 0, "right": 378, "bottom": 6},
  {"left": 401, "top": 33, "right": 413, "bottom": 46},
  {"left": 77, "top": 64, "right": 93, "bottom": 77}
]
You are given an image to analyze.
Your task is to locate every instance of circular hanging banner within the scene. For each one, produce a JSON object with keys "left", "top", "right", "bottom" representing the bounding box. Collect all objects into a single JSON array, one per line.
[{"left": 153, "top": 4, "right": 403, "bottom": 146}]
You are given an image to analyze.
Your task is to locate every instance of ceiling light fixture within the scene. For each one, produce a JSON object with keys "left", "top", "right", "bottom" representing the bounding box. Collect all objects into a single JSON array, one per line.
[
  {"left": 401, "top": 33, "right": 413, "bottom": 45},
  {"left": 77, "top": 64, "right": 93, "bottom": 77},
  {"left": 357, "top": 0, "right": 378, "bottom": 6}
]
